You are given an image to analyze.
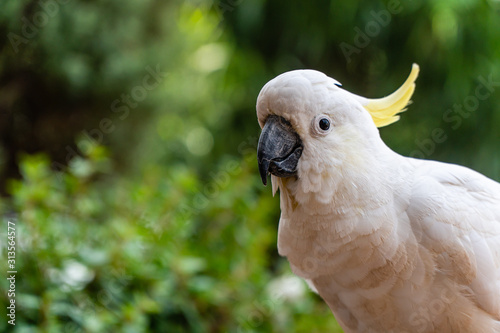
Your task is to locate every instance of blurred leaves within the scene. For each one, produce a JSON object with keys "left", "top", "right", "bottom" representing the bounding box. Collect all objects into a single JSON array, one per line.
[
  {"left": 0, "top": 0, "right": 499, "bottom": 332},
  {"left": 0, "top": 143, "right": 341, "bottom": 332}
]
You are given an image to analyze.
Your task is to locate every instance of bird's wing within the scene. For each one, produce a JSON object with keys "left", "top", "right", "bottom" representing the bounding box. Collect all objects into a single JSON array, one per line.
[{"left": 407, "top": 159, "right": 500, "bottom": 317}]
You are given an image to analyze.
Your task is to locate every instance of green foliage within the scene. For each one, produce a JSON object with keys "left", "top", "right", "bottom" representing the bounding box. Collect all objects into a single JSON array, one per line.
[
  {"left": 1, "top": 146, "right": 342, "bottom": 332},
  {"left": 0, "top": 0, "right": 499, "bottom": 332}
]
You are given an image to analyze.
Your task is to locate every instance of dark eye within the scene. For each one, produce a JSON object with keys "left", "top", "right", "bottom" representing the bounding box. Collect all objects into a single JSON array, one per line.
[{"left": 319, "top": 118, "right": 330, "bottom": 131}]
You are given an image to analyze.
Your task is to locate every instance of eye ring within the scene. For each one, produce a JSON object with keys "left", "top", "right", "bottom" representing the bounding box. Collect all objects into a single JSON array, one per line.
[{"left": 312, "top": 114, "right": 333, "bottom": 135}]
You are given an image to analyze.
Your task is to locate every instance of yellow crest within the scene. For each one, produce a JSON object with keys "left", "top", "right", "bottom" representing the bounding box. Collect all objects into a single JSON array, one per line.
[{"left": 363, "top": 63, "right": 420, "bottom": 127}]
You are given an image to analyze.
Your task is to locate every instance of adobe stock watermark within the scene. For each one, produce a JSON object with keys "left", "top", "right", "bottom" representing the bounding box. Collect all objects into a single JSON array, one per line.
[
  {"left": 175, "top": 135, "right": 258, "bottom": 223},
  {"left": 135, "top": 135, "right": 258, "bottom": 239},
  {"left": 6, "top": 220, "right": 17, "bottom": 326},
  {"left": 410, "top": 74, "right": 499, "bottom": 159},
  {"left": 60, "top": 267, "right": 132, "bottom": 333},
  {"left": 51, "top": 64, "right": 167, "bottom": 174},
  {"left": 213, "top": 0, "right": 244, "bottom": 24},
  {"left": 407, "top": 280, "right": 458, "bottom": 332},
  {"left": 236, "top": 275, "right": 305, "bottom": 332},
  {"left": 340, "top": 0, "right": 403, "bottom": 63},
  {"left": 8, "top": 0, "right": 72, "bottom": 53}
]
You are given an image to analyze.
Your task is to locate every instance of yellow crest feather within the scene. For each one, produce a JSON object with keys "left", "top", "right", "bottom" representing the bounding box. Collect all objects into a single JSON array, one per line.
[{"left": 364, "top": 63, "right": 420, "bottom": 128}]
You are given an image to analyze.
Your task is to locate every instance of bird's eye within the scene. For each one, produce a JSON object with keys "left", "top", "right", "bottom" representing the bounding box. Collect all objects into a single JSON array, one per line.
[
  {"left": 319, "top": 118, "right": 330, "bottom": 131},
  {"left": 312, "top": 114, "right": 333, "bottom": 136}
]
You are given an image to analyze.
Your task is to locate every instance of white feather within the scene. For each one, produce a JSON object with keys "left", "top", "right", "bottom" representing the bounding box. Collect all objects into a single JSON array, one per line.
[{"left": 257, "top": 69, "right": 500, "bottom": 332}]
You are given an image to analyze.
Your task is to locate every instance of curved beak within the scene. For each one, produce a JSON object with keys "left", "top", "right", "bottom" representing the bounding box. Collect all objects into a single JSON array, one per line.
[{"left": 257, "top": 115, "right": 303, "bottom": 186}]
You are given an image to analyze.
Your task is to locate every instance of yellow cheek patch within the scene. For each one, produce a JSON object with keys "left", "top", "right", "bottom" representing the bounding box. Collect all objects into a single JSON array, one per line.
[{"left": 364, "top": 63, "right": 420, "bottom": 128}]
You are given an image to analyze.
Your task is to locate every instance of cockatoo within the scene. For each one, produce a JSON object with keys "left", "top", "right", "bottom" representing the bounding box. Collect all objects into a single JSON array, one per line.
[{"left": 256, "top": 64, "right": 500, "bottom": 333}]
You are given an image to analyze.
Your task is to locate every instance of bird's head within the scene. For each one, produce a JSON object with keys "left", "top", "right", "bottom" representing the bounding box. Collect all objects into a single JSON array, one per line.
[{"left": 256, "top": 64, "right": 419, "bottom": 197}]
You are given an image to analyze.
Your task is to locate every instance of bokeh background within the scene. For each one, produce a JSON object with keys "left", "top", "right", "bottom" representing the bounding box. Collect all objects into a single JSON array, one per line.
[{"left": 0, "top": 0, "right": 499, "bottom": 332}]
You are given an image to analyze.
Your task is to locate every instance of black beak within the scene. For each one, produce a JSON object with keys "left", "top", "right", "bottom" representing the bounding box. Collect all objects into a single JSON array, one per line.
[{"left": 257, "top": 115, "right": 303, "bottom": 186}]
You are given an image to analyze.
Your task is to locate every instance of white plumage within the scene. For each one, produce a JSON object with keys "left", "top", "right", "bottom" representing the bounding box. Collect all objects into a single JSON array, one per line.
[{"left": 256, "top": 65, "right": 500, "bottom": 332}]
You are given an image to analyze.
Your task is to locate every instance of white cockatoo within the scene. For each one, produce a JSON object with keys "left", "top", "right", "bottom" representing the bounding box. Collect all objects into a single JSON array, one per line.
[{"left": 256, "top": 64, "right": 500, "bottom": 333}]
